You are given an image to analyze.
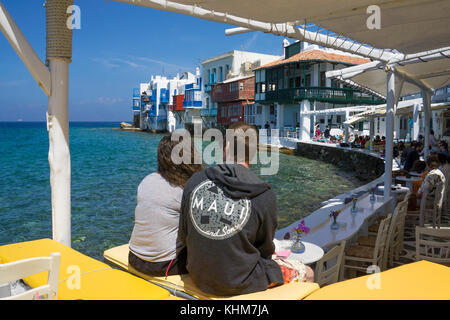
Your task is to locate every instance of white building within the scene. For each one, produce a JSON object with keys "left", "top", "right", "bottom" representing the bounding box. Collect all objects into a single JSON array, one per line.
[
  {"left": 250, "top": 40, "right": 385, "bottom": 140},
  {"left": 200, "top": 50, "right": 281, "bottom": 128},
  {"left": 138, "top": 72, "right": 196, "bottom": 132}
]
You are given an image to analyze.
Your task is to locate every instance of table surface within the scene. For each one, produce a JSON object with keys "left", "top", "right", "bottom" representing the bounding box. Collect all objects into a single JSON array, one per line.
[
  {"left": 396, "top": 176, "right": 423, "bottom": 182},
  {"left": 297, "top": 193, "right": 391, "bottom": 249},
  {"left": 273, "top": 239, "right": 324, "bottom": 265},
  {"left": 377, "top": 185, "right": 410, "bottom": 193}
]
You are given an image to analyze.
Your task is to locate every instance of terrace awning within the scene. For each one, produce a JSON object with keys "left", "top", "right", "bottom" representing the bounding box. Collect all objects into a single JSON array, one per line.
[
  {"left": 328, "top": 51, "right": 450, "bottom": 97},
  {"left": 344, "top": 100, "right": 450, "bottom": 125},
  {"left": 113, "top": 0, "right": 450, "bottom": 58}
]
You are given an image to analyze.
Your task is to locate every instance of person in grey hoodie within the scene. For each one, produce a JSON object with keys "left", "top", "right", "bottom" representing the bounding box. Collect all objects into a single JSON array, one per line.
[{"left": 179, "top": 122, "right": 313, "bottom": 296}]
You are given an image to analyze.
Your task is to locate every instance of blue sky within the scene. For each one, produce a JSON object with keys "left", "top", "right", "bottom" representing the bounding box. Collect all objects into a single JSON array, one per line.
[{"left": 0, "top": 0, "right": 285, "bottom": 121}]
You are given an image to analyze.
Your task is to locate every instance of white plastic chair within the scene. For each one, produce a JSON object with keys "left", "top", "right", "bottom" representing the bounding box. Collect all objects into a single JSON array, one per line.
[{"left": 0, "top": 252, "right": 60, "bottom": 300}]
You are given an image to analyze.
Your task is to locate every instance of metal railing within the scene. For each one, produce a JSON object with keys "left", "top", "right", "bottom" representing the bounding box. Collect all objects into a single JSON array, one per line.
[{"left": 264, "top": 87, "right": 385, "bottom": 105}]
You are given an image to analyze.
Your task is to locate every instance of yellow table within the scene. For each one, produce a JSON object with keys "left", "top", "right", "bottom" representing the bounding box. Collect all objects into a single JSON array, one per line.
[
  {"left": 0, "top": 239, "right": 171, "bottom": 300},
  {"left": 305, "top": 260, "right": 450, "bottom": 300}
]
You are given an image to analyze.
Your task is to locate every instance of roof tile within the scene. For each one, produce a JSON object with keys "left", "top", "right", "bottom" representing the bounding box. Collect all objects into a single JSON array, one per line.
[{"left": 256, "top": 49, "right": 370, "bottom": 69}]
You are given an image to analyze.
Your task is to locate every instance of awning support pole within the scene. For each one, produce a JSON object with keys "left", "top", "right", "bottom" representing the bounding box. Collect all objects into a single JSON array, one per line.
[
  {"left": 47, "top": 60, "right": 71, "bottom": 247},
  {"left": 422, "top": 90, "right": 432, "bottom": 158},
  {"left": 369, "top": 115, "right": 375, "bottom": 151},
  {"left": 384, "top": 70, "right": 395, "bottom": 201},
  {"left": 46, "top": 0, "right": 73, "bottom": 247}
]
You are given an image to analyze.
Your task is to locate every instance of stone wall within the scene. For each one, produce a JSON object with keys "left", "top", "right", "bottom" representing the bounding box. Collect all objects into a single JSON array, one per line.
[{"left": 295, "top": 142, "right": 385, "bottom": 182}]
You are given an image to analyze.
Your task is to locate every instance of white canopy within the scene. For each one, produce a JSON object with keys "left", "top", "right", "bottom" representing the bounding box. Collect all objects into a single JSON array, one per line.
[
  {"left": 344, "top": 100, "right": 450, "bottom": 125},
  {"left": 329, "top": 52, "right": 450, "bottom": 97},
  {"left": 114, "top": 0, "right": 450, "bottom": 56}
]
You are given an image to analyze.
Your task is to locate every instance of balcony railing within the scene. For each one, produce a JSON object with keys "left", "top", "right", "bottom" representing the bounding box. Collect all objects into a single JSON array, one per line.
[
  {"left": 204, "top": 84, "right": 213, "bottom": 92},
  {"left": 263, "top": 87, "right": 385, "bottom": 105},
  {"left": 183, "top": 100, "right": 202, "bottom": 108},
  {"left": 200, "top": 108, "right": 218, "bottom": 117}
]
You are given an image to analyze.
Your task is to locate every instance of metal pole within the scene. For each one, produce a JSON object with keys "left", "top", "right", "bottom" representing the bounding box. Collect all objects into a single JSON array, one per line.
[{"left": 384, "top": 70, "right": 395, "bottom": 200}]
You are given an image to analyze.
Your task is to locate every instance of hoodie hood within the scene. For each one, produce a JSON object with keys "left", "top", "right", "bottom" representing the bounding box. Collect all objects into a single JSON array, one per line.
[{"left": 204, "top": 164, "right": 270, "bottom": 199}]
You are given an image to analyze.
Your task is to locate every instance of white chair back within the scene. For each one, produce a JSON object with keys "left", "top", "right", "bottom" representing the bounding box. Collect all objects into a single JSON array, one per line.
[
  {"left": 314, "top": 241, "right": 346, "bottom": 287},
  {"left": 0, "top": 252, "right": 60, "bottom": 300},
  {"left": 415, "top": 227, "right": 450, "bottom": 266},
  {"left": 373, "top": 214, "right": 392, "bottom": 268}
]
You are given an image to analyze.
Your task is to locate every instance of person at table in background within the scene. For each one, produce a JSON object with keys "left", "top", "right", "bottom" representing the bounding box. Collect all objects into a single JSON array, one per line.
[
  {"left": 324, "top": 125, "right": 330, "bottom": 140},
  {"left": 400, "top": 140, "right": 415, "bottom": 165},
  {"left": 404, "top": 142, "right": 423, "bottom": 171},
  {"left": 373, "top": 135, "right": 381, "bottom": 145},
  {"left": 418, "top": 134, "right": 425, "bottom": 145},
  {"left": 429, "top": 129, "right": 439, "bottom": 152},
  {"left": 393, "top": 148, "right": 402, "bottom": 171},
  {"left": 179, "top": 122, "right": 314, "bottom": 296},
  {"left": 315, "top": 122, "right": 321, "bottom": 138},
  {"left": 417, "top": 155, "right": 446, "bottom": 215},
  {"left": 439, "top": 140, "right": 449, "bottom": 156},
  {"left": 398, "top": 141, "right": 406, "bottom": 154},
  {"left": 128, "top": 135, "right": 202, "bottom": 277}
]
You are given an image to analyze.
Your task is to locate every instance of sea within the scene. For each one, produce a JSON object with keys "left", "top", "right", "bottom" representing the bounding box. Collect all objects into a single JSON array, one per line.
[{"left": 0, "top": 122, "right": 363, "bottom": 260}]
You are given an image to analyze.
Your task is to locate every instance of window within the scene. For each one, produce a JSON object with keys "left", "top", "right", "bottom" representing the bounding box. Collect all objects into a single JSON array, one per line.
[
  {"left": 320, "top": 71, "right": 326, "bottom": 87},
  {"left": 305, "top": 74, "right": 311, "bottom": 87},
  {"left": 257, "top": 106, "right": 262, "bottom": 114},
  {"left": 239, "top": 82, "right": 244, "bottom": 91},
  {"left": 261, "top": 83, "right": 266, "bottom": 93},
  {"left": 295, "top": 77, "right": 301, "bottom": 87},
  {"left": 219, "top": 67, "right": 223, "bottom": 82},
  {"left": 289, "top": 78, "right": 294, "bottom": 88}
]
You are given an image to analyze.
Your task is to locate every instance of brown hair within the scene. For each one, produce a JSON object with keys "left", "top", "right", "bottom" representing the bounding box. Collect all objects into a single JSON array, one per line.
[
  {"left": 157, "top": 135, "right": 202, "bottom": 188},
  {"left": 226, "top": 121, "right": 259, "bottom": 164},
  {"left": 426, "top": 154, "right": 441, "bottom": 170}
]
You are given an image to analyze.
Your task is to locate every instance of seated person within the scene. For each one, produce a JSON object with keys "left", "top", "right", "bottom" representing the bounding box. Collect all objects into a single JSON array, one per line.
[
  {"left": 404, "top": 142, "right": 423, "bottom": 171},
  {"left": 128, "top": 135, "right": 202, "bottom": 276},
  {"left": 324, "top": 125, "right": 330, "bottom": 139},
  {"left": 401, "top": 141, "right": 416, "bottom": 164},
  {"left": 440, "top": 140, "right": 449, "bottom": 156},
  {"left": 179, "top": 122, "right": 314, "bottom": 296},
  {"left": 417, "top": 154, "right": 446, "bottom": 212}
]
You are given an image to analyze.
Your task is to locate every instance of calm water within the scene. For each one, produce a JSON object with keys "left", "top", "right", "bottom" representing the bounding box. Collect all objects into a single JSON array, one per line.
[{"left": 0, "top": 122, "right": 362, "bottom": 260}]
